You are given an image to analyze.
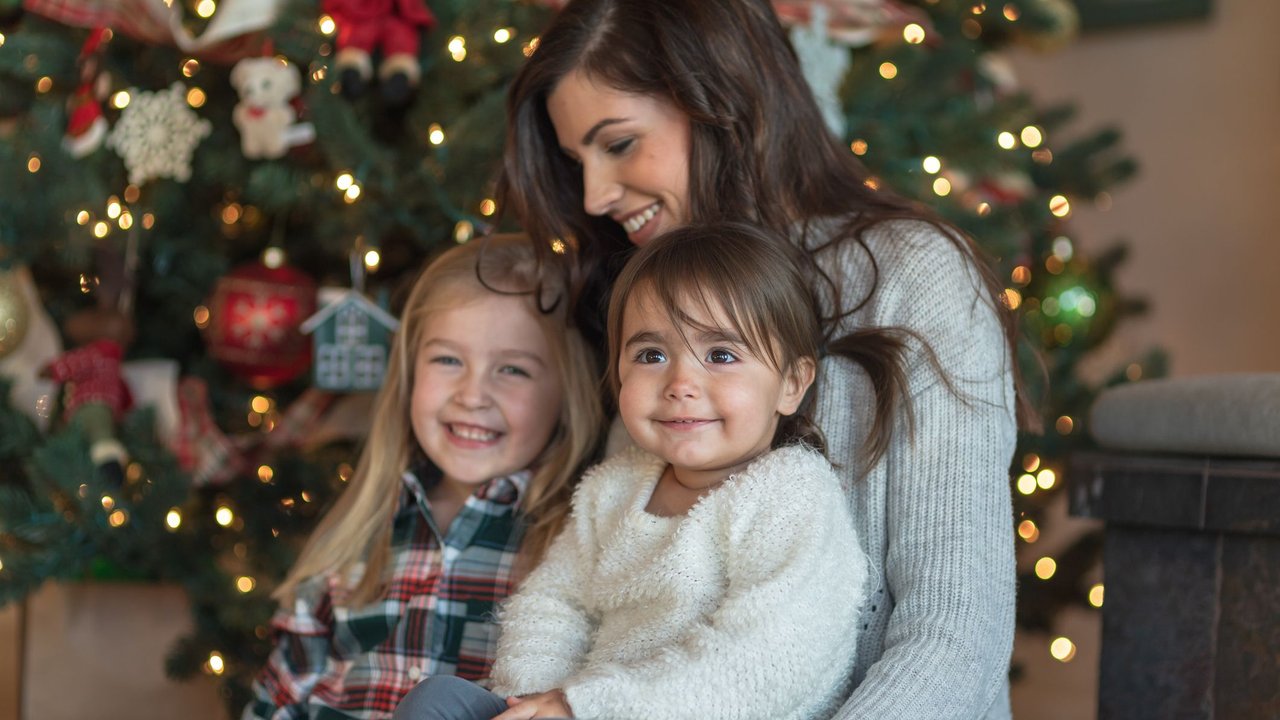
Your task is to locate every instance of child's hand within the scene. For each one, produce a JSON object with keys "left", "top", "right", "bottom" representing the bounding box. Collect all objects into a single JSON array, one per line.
[{"left": 490, "top": 689, "right": 574, "bottom": 719}]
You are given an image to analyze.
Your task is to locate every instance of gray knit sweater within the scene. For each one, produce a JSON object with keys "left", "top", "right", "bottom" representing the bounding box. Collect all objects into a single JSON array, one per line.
[{"left": 808, "top": 218, "right": 1018, "bottom": 719}]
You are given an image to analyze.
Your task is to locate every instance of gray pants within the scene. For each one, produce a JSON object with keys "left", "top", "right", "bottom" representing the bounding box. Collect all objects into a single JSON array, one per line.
[{"left": 392, "top": 675, "right": 510, "bottom": 720}]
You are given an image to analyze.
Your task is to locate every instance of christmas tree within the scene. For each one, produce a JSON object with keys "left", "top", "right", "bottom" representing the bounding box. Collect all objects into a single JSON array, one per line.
[{"left": 0, "top": 0, "right": 1160, "bottom": 711}]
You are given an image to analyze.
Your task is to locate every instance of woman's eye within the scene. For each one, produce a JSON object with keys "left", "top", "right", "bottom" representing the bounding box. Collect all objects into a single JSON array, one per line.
[
  {"left": 605, "top": 138, "right": 634, "bottom": 156},
  {"left": 706, "top": 348, "right": 738, "bottom": 364},
  {"left": 636, "top": 348, "right": 667, "bottom": 364}
]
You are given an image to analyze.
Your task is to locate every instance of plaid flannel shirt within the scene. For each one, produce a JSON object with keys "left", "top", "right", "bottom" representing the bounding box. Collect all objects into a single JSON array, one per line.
[{"left": 244, "top": 466, "right": 529, "bottom": 720}]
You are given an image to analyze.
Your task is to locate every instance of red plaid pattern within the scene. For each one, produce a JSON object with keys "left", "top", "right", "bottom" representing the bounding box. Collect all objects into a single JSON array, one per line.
[{"left": 43, "top": 339, "right": 132, "bottom": 419}]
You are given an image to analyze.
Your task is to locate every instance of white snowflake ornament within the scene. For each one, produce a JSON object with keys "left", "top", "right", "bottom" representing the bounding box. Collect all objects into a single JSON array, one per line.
[
  {"left": 107, "top": 82, "right": 212, "bottom": 185},
  {"left": 791, "top": 5, "right": 851, "bottom": 138}
]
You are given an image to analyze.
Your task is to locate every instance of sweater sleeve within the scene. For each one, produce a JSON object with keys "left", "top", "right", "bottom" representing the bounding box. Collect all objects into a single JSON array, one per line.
[
  {"left": 488, "top": 470, "right": 603, "bottom": 696},
  {"left": 563, "top": 450, "right": 867, "bottom": 720},
  {"left": 832, "top": 226, "right": 1018, "bottom": 719},
  {"left": 241, "top": 585, "right": 336, "bottom": 720}
]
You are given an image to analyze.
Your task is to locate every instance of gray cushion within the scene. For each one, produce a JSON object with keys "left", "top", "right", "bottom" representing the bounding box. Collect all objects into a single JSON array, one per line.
[{"left": 1089, "top": 374, "right": 1280, "bottom": 458}]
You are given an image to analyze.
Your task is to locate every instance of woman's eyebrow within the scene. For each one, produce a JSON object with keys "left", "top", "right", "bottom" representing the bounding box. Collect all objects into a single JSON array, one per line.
[{"left": 582, "top": 117, "right": 628, "bottom": 146}]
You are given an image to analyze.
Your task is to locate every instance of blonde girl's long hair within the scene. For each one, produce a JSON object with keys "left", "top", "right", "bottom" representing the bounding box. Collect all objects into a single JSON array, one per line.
[{"left": 273, "top": 234, "right": 603, "bottom": 607}]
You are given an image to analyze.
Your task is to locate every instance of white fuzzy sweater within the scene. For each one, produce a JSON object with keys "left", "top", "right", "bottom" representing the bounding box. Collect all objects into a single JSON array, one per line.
[{"left": 490, "top": 444, "right": 868, "bottom": 720}]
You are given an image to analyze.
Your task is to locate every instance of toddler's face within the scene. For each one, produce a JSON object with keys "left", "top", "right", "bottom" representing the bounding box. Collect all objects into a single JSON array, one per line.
[
  {"left": 616, "top": 284, "right": 810, "bottom": 491},
  {"left": 410, "top": 294, "right": 563, "bottom": 490}
]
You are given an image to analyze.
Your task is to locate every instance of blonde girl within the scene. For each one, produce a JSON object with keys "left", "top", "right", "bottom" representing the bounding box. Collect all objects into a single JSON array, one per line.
[{"left": 244, "top": 234, "right": 602, "bottom": 720}]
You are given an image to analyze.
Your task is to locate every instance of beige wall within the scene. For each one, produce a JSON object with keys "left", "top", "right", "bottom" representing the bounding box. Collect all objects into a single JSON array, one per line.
[{"left": 1011, "top": 1, "right": 1280, "bottom": 380}]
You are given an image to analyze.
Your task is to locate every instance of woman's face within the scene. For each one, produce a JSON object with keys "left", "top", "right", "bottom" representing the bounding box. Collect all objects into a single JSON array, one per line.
[{"left": 546, "top": 69, "right": 692, "bottom": 246}]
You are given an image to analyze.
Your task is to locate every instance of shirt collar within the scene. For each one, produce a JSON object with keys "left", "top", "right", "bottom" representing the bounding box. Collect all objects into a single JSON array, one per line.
[{"left": 400, "top": 465, "right": 531, "bottom": 509}]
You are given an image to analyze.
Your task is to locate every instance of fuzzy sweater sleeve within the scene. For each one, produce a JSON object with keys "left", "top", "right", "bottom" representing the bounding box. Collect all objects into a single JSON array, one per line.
[
  {"left": 828, "top": 224, "right": 1018, "bottom": 719},
  {"left": 563, "top": 447, "right": 868, "bottom": 720}
]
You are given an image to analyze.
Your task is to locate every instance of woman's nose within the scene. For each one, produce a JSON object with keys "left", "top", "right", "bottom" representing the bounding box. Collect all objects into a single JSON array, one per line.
[{"left": 582, "top": 160, "right": 623, "bottom": 217}]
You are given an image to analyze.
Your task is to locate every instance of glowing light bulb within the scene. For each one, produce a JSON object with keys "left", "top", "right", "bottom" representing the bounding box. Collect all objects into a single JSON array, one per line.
[
  {"left": 1050, "top": 637, "right": 1077, "bottom": 662},
  {"left": 318, "top": 15, "right": 337, "bottom": 35},
  {"left": 364, "top": 249, "right": 381, "bottom": 270},
  {"left": 237, "top": 576, "right": 256, "bottom": 593},
  {"left": 93, "top": 221, "right": 110, "bottom": 238},
  {"left": 207, "top": 652, "right": 225, "bottom": 675},
  {"left": 112, "top": 91, "right": 131, "bottom": 109},
  {"left": 1001, "top": 288, "right": 1021, "bottom": 310},
  {"left": 1055, "top": 416, "right": 1075, "bottom": 436},
  {"left": 1023, "top": 454, "right": 1040, "bottom": 472},
  {"left": 1016, "top": 474, "right": 1036, "bottom": 495},
  {"left": 193, "top": 305, "right": 210, "bottom": 328},
  {"left": 215, "top": 506, "right": 234, "bottom": 527},
  {"left": 1011, "top": 266, "right": 1031, "bottom": 286},
  {"left": 1049, "top": 195, "right": 1071, "bottom": 217},
  {"left": 166, "top": 508, "right": 182, "bottom": 530},
  {"left": 448, "top": 36, "right": 466, "bottom": 62},
  {"left": 850, "top": 139, "right": 868, "bottom": 156},
  {"left": 551, "top": 239, "right": 567, "bottom": 254},
  {"left": 922, "top": 156, "right": 942, "bottom": 174},
  {"left": 1037, "top": 468, "right": 1056, "bottom": 489},
  {"left": 27, "top": 155, "right": 41, "bottom": 173},
  {"left": 196, "top": 0, "right": 216, "bottom": 18},
  {"left": 182, "top": 59, "right": 200, "bottom": 77},
  {"left": 455, "top": 220, "right": 474, "bottom": 243},
  {"left": 903, "top": 23, "right": 926, "bottom": 44},
  {"left": 494, "top": 27, "right": 514, "bottom": 43},
  {"left": 428, "top": 124, "right": 446, "bottom": 145},
  {"left": 1021, "top": 125, "right": 1043, "bottom": 148},
  {"left": 1003, "top": 3, "right": 1021, "bottom": 21},
  {"left": 997, "top": 131, "right": 1016, "bottom": 149},
  {"left": 1089, "top": 584, "right": 1105, "bottom": 608},
  {"left": 336, "top": 172, "right": 354, "bottom": 190},
  {"left": 187, "top": 87, "right": 207, "bottom": 108},
  {"left": 108, "top": 509, "right": 128, "bottom": 527},
  {"left": 1035, "top": 557, "right": 1056, "bottom": 580},
  {"left": 480, "top": 198, "right": 497, "bottom": 216},
  {"left": 344, "top": 185, "right": 361, "bottom": 201},
  {"left": 262, "top": 247, "right": 285, "bottom": 268},
  {"left": 1017, "top": 520, "right": 1039, "bottom": 542},
  {"left": 878, "top": 62, "right": 898, "bottom": 80},
  {"left": 932, "top": 177, "right": 951, "bottom": 197},
  {"left": 36, "top": 76, "right": 52, "bottom": 93},
  {"left": 107, "top": 199, "right": 122, "bottom": 219}
]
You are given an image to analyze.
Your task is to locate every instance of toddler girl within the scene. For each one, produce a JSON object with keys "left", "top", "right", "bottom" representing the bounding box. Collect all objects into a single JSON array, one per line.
[
  {"left": 244, "top": 234, "right": 602, "bottom": 719},
  {"left": 395, "top": 222, "right": 910, "bottom": 720}
]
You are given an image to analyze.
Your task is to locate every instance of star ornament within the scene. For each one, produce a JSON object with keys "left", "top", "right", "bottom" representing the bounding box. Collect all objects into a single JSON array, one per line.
[{"left": 106, "top": 82, "right": 212, "bottom": 185}]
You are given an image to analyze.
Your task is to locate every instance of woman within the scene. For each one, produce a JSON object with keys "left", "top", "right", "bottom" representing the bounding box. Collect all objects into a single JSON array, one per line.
[{"left": 497, "top": 0, "right": 1034, "bottom": 717}]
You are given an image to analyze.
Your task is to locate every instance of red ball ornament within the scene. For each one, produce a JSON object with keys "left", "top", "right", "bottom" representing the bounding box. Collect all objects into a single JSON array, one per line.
[{"left": 204, "top": 260, "right": 316, "bottom": 388}]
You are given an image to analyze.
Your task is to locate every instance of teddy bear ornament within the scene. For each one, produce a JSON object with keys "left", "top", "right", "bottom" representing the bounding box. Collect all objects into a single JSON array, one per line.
[{"left": 230, "top": 56, "right": 316, "bottom": 160}]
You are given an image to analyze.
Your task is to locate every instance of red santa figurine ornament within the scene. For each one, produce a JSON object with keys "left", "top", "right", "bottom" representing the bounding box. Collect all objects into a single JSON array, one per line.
[{"left": 323, "top": 0, "right": 436, "bottom": 108}]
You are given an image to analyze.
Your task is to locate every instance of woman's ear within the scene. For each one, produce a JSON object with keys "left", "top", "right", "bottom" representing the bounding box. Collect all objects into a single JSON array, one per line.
[{"left": 777, "top": 356, "right": 816, "bottom": 416}]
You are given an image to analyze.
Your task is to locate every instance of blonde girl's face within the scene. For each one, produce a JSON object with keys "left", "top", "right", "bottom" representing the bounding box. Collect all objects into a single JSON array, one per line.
[
  {"left": 410, "top": 292, "right": 564, "bottom": 491},
  {"left": 616, "top": 284, "right": 813, "bottom": 492},
  {"left": 546, "top": 68, "right": 692, "bottom": 247}
]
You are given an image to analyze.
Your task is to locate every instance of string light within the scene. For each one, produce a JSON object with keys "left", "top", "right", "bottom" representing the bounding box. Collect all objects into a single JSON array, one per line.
[
  {"left": 997, "top": 131, "right": 1017, "bottom": 149},
  {"left": 364, "top": 249, "right": 381, "bottom": 270},
  {"left": 126, "top": 463, "right": 144, "bottom": 483},
  {"left": 932, "top": 177, "right": 951, "bottom": 197},
  {"left": 1055, "top": 416, "right": 1074, "bottom": 436},
  {"left": 455, "top": 220, "right": 474, "bottom": 243},
  {"left": 318, "top": 14, "right": 337, "bottom": 35},
  {"left": 1022, "top": 453, "right": 1041, "bottom": 472},
  {"left": 1049, "top": 194, "right": 1071, "bottom": 217},
  {"left": 76, "top": 210, "right": 91, "bottom": 225},
  {"left": 1001, "top": 288, "right": 1021, "bottom": 310},
  {"left": 262, "top": 247, "right": 285, "bottom": 268},
  {"left": 971, "top": 2, "right": 987, "bottom": 14},
  {"left": 903, "top": 23, "right": 926, "bottom": 44},
  {"left": 112, "top": 91, "right": 131, "bottom": 109},
  {"left": 257, "top": 465, "right": 274, "bottom": 483},
  {"left": 1034, "top": 557, "right": 1056, "bottom": 580},
  {"left": 878, "top": 62, "right": 898, "bottom": 80},
  {"left": 1045, "top": 256, "right": 1065, "bottom": 275},
  {"left": 850, "top": 139, "right": 868, "bottom": 156},
  {"left": 107, "top": 198, "right": 122, "bottom": 218},
  {"left": 1017, "top": 520, "right": 1040, "bottom": 542},
  {"left": 1032, "top": 148, "right": 1054, "bottom": 164},
  {"left": 344, "top": 185, "right": 362, "bottom": 202},
  {"left": 494, "top": 27, "right": 514, "bottom": 44},
  {"left": 251, "top": 396, "right": 271, "bottom": 414},
  {"left": 1016, "top": 473, "right": 1037, "bottom": 495},
  {"left": 195, "top": 0, "right": 216, "bottom": 18},
  {"left": 215, "top": 506, "right": 235, "bottom": 527},
  {"left": 36, "top": 76, "right": 52, "bottom": 93},
  {"left": 93, "top": 221, "right": 110, "bottom": 238},
  {"left": 975, "top": 202, "right": 991, "bottom": 217},
  {"left": 961, "top": 19, "right": 982, "bottom": 38},
  {"left": 448, "top": 36, "right": 466, "bottom": 62},
  {"left": 1021, "top": 125, "right": 1044, "bottom": 148},
  {"left": 207, "top": 652, "right": 225, "bottom": 675},
  {"left": 101, "top": 495, "right": 115, "bottom": 511},
  {"left": 1003, "top": 3, "right": 1021, "bottom": 21},
  {"left": 236, "top": 576, "right": 256, "bottom": 593},
  {"left": 1088, "top": 584, "right": 1105, "bottom": 607},
  {"left": 0, "top": 33, "right": 6, "bottom": 49},
  {"left": 142, "top": 213, "right": 155, "bottom": 229},
  {"left": 428, "top": 124, "right": 446, "bottom": 145},
  {"left": 1052, "top": 236, "right": 1074, "bottom": 261},
  {"left": 864, "top": 177, "right": 881, "bottom": 191},
  {"left": 922, "top": 156, "right": 941, "bottom": 174},
  {"left": 182, "top": 59, "right": 200, "bottom": 77},
  {"left": 551, "top": 239, "right": 567, "bottom": 254},
  {"left": 1037, "top": 468, "right": 1056, "bottom": 489},
  {"left": 1050, "top": 637, "right": 1077, "bottom": 662},
  {"left": 338, "top": 463, "right": 354, "bottom": 482},
  {"left": 187, "top": 87, "right": 207, "bottom": 108},
  {"left": 193, "top": 305, "right": 210, "bottom": 328},
  {"left": 118, "top": 212, "right": 133, "bottom": 230},
  {"left": 79, "top": 273, "right": 98, "bottom": 293},
  {"left": 479, "top": 198, "right": 497, "bottom": 216},
  {"left": 0, "top": 556, "right": 4, "bottom": 572},
  {"left": 166, "top": 508, "right": 183, "bottom": 530},
  {"left": 108, "top": 509, "right": 128, "bottom": 527},
  {"left": 335, "top": 172, "right": 354, "bottom": 190}
]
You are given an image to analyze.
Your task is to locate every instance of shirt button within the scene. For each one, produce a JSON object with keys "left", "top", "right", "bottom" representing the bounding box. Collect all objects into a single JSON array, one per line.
[{"left": 407, "top": 665, "right": 422, "bottom": 680}]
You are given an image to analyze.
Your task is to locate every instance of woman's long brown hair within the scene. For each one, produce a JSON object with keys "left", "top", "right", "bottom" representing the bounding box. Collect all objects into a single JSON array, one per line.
[{"left": 499, "top": 0, "right": 1039, "bottom": 434}]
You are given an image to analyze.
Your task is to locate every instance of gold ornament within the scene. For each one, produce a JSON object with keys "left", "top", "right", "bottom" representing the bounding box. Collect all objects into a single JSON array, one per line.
[{"left": 0, "top": 270, "right": 31, "bottom": 359}]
